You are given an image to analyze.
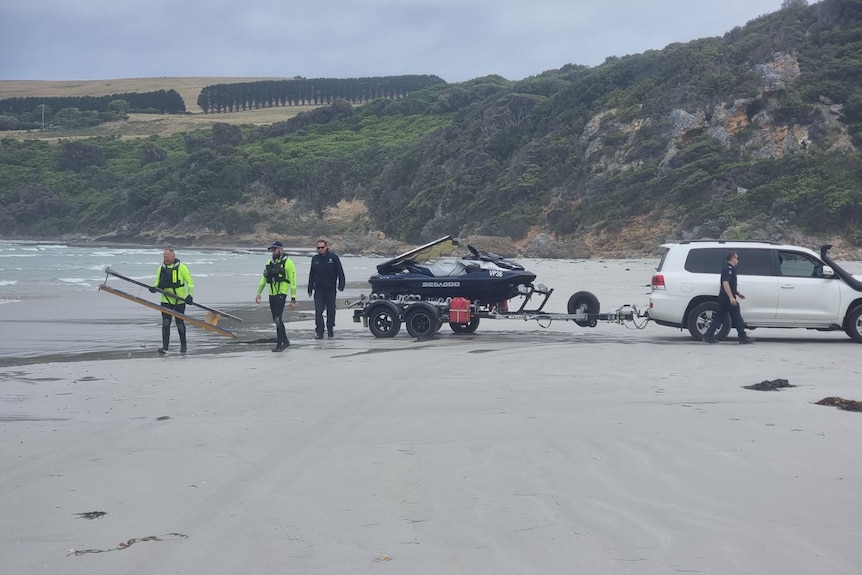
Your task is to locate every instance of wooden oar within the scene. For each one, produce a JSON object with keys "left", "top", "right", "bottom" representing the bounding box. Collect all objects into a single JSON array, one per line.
[{"left": 98, "top": 284, "right": 236, "bottom": 338}]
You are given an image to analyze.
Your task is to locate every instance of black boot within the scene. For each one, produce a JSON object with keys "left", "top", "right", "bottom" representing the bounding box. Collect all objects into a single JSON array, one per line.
[{"left": 161, "top": 324, "right": 171, "bottom": 353}]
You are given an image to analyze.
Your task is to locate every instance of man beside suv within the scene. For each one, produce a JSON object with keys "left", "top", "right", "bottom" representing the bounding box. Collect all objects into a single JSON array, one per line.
[
  {"left": 649, "top": 240, "right": 862, "bottom": 343},
  {"left": 703, "top": 251, "right": 752, "bottom": 344}
]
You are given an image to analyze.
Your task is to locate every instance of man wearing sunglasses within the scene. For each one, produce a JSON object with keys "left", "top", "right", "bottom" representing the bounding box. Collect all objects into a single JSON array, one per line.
[{"left": 308, "top": 239, "right": 346, "bottom": 339}]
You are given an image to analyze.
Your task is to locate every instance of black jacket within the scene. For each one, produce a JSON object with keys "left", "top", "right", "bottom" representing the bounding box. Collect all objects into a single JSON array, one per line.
[
  {"left": 308, "top": 250, "right": 345, "bottom": 293},
  {"left": 717, "top": 262, "right": 738, "bottom": 302}
]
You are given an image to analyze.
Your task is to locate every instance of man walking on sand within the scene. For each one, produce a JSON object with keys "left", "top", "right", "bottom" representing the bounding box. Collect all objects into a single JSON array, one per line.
[
  {"left": 255, "top": 241, "right": 297, "bottom": 352},
  {"left": 704, "top": 251, "right": 752, "bottom": 344},
  {"left": 308, "top": 239, "right": 345, "bottom": 339}
]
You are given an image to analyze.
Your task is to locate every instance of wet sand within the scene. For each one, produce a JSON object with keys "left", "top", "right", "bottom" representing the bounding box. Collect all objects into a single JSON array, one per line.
[{"left": 3, "top": 259, "right": 862, "bottom": 574}]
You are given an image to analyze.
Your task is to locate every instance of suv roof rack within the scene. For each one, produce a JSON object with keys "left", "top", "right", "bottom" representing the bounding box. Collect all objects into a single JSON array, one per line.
[{"left": 677, "top": 239, "right": 780, "bottom": 245}]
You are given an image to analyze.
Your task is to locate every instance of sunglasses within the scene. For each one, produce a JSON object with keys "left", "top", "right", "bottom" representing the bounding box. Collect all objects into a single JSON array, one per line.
[{"left": 316, "top": 246, "right": 326, "bottom": 250}]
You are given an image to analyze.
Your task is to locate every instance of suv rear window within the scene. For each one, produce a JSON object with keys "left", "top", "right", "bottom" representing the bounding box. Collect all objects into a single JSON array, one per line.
[
  {"left": 684, "top": 248, "right": 726, "bottom": 273},
  {"left": 684, "top": 247, "right": 775, "bottom": 276}
]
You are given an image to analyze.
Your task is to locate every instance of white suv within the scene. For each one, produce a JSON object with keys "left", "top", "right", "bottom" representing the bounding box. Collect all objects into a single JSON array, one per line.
[{"left": 648, "top": 241, "right": 862, "bottom": 342}]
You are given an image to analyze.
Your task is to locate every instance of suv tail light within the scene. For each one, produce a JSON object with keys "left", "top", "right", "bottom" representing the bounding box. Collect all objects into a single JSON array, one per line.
[{"left": 651, "top": 274, "right": 666, "bottom": 290}]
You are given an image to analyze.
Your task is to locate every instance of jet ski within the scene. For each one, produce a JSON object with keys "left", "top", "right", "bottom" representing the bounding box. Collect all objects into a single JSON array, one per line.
[{"left": 369, "top": 235, "right": 537, "bottom": 302}]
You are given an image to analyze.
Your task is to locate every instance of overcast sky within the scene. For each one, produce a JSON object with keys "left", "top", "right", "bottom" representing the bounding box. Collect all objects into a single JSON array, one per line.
[{"left": 1, "top": 0, "right": 792, "bottom": 83}]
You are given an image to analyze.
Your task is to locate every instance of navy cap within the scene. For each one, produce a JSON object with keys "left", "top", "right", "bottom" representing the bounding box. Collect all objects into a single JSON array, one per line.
[{"left": 268, "top": 241, "right": 283, "bottom": 250}]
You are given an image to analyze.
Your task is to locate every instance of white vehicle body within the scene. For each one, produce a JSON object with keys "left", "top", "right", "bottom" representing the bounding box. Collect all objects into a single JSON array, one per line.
[{"left": 648, "top": 241, "right": 862, "bottom": 342}]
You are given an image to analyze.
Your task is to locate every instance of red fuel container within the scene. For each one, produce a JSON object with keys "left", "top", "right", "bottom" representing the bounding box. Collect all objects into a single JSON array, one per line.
[{"left": 449, "top": 297, "right": 471, "bottom": 324}]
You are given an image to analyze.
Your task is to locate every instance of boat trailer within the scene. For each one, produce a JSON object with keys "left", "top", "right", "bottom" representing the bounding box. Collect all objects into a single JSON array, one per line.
[{"left": 348, "top": 282, "right": 650, "bottom": 339}]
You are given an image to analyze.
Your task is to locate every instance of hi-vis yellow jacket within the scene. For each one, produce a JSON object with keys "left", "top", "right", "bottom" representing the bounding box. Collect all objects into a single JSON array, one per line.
[
  {"left": 257, "top": 255, "right": 297, "bottom": 298},
  {"left": 154, "top": 262, "right": 194, "bottom": 305}
]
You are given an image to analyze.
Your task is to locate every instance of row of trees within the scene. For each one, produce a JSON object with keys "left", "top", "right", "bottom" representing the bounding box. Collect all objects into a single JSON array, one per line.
[
  {"left": 0, "top": 89, "right": 186, "bottom": 116},
  {"left": 0, "top": 98, "right": 139, "bottom": 131},
  {"left": 0, "top": 89, "right": 186, "bottom": 131},
  {"left": 196, "top": 75, "right": 446, "bottom": 113}
]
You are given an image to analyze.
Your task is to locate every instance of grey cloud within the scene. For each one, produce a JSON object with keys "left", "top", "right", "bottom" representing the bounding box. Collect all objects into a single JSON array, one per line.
[{"left": 1, "top": 0, "right": 787, "bottom": 82}]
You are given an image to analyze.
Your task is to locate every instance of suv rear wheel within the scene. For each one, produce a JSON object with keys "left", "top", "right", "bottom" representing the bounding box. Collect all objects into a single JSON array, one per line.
[
  {"left": 687, "top": 301, "right": 731, "bottom": 341},
  {"left": 845, "top": 306, "right": 862, "bottom": 343}
]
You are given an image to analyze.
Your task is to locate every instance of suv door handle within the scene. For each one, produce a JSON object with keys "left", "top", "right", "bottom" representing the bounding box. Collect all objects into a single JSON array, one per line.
[{"left": 780, "top": 284, "right": 796, "bottom": 289}]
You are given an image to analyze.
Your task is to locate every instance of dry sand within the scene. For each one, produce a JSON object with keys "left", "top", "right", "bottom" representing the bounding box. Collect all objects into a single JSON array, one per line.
[{"left": 3, "top": 259, "right": 862, "bottom": 574}]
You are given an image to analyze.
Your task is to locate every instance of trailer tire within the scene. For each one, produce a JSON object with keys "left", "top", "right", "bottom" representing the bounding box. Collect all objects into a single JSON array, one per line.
[
  {"left": 568, "top": 291, "right": 600, "bottom": 327},
  {"left": 404, "top": 303, "right": 439, "bottom": 339},
  {"left": 367, "top": 301, "right": 402, "bottom": 338},
  {"left": 687, "top": 301, "right": 730, "bottom": 341},
  {"left": 450, "top": 315, "right": 480, "bottom": 334}
]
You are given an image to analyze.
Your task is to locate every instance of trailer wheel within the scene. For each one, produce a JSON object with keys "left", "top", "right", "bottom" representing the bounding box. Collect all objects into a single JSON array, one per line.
[
  {"left": 404, "top": 303, "right": 439, "bottom": 339},
  {"left": 568, "top": 291, "right": 600, "bottom": 327},
  {"left": 450, "top": 315, "right": 480, "bottom": 334},
  {"left": 367, "top": 302, "right": 401, "bottom": 338},
  {"left": 687, "top": 301, "right": 730, "bottom": 341}
]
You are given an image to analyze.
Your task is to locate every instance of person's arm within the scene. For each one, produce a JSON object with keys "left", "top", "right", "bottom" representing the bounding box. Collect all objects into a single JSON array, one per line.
[
  {"left": 307, "top": 258, "right": 316, "bottom": 296},
  {"left": 723, "top": 280, "right": 738, "bottom": 305},
  {"left": 286, "top": 259, "right": 297, "bottom": 309},
  {"left": 181, "top": 264, "right": 194, "bottom": 300},
  {"left": 336, "top": 254, "right": 346, "bottom": 292},
  {"left": 151, "top": 267, "right": 160, "bottom": 293},
  {"left": 255, "top": 270, "right": 267, "bottom": 303}
]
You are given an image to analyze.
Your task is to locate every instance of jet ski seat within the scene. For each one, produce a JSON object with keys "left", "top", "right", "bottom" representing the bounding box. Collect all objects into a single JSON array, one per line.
[
  {"left": 427, "top": 259, "right": 469, "bottom": 277},
  {"left": 405, "top": 263, "right": 433, "bottom": 275}
]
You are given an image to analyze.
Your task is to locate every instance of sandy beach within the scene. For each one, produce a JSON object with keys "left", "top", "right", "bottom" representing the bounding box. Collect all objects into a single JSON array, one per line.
[{"left": 3, "top": 258, "right": 862, "bottom": 574}]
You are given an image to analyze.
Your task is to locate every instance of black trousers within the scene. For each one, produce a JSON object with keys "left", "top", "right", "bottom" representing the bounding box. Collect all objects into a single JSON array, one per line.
[
  {"left": 313, "top": 289, "right": 337, "bottom": 335},
  {"left": 269, "top": 294, "right": 289, "bottom": 345},
  {"left": 160, "top": 302, "right": 187, "bottom": 350},
  {"left": 706, "top": 299, "right": 746, "bottom": 339}
]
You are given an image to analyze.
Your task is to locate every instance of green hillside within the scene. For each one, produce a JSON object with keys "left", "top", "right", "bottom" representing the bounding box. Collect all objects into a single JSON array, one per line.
[{"left": 2, "top": 0, "right": 862, "bottom": 255}]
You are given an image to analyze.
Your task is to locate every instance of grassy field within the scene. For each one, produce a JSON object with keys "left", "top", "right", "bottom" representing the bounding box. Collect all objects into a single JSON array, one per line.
[{"left": 0, "top": 77, "right": 320, "bottom": 138}]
